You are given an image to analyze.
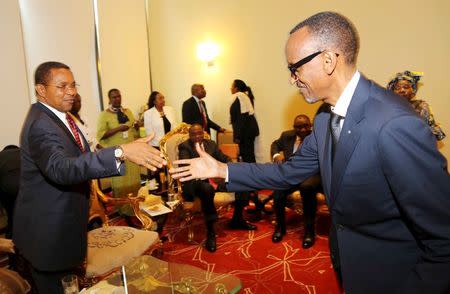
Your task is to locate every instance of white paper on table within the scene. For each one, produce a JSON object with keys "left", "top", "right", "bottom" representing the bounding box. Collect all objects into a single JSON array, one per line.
[{"left": 139, "top": 203, "right": 172, "bottom": 216}]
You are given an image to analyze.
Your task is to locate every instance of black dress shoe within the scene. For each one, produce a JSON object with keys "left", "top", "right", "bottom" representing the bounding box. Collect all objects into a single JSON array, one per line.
[
  {"left": 302, "top": 232, "right": 315, "bottom": 249},
  {"left": 271, "top": 227, "right": 286, "bottom": 243},
  {"left": 229, "top": 220, "right": 257, "bottom": 231},
  {"left": 205, "top": 233, "right": 216, "bottom": 252}
]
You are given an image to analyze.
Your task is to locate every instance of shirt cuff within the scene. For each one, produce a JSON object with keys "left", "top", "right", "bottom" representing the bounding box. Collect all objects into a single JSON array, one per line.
[{"left": 225, "top": 165, "right": 229, "bottom": 182}]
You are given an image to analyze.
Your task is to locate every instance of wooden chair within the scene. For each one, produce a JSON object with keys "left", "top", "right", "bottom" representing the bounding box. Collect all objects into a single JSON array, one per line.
[{"left": 160, "top": 123, "right": 235, "bottom": 242}]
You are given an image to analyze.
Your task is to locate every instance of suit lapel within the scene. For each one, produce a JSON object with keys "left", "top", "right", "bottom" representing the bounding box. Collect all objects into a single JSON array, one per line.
[
  {"left": 36, "top": 103, "right": 83, "bottom": 153},
  {"left": 329, "top": 77, "right": 371, "bottom": 206}
]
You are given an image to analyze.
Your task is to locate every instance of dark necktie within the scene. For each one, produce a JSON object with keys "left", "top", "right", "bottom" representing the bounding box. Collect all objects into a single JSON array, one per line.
[
  {"left": 330, "top": 112, "right": 343, "bottom": 158},
  {"left": 198, "top": 100, "right": 207, "bottom": 129},
  {"left": 66, "top": 113, "right": 85, "bottom": 152}
]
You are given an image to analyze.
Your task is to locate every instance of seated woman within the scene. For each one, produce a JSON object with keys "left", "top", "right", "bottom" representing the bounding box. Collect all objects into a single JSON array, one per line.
[{"left": 387, "top": 71, "right": 445, "bottom": 141}]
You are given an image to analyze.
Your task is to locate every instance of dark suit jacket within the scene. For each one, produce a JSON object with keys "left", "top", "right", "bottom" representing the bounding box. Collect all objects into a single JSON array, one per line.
[
  {"left": 13, "top": 103, "right": 121, "bottom": 271},
  {"left": 229, "top": 98, "right": 259, "bottom": 142},
  {"left": 182, "top": 97, "right": 221, "bottom": 134},
  {"left": 227, "top": 76, "right": 450, "bottom": 293},
  {"left": 270, "top": 130, "right": 297, "bottom": 160}
]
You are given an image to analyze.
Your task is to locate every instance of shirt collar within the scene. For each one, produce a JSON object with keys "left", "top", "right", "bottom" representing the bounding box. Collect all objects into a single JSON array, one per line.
[
  {"left": 331, "top": 71, "right": 360, "bottom": 117},
  {"left": 39, "top": 101, "right": 67, "bottom": 123},
  {"left": 193, "top": 96, "right": 201, "bottom": 103}
]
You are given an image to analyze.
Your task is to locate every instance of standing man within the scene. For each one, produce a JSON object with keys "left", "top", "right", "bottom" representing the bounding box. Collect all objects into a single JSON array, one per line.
[
  {"left": 182, "top": 84, "right": 225, "bottom": 135},
  {"left": 171, "top": 12, "right": 450, "bottom": 294},
  {"left": 270, "top": 114, "right": 321, "bottom": 248},
  {"left": 179, "top": 124, "right": 256, "bottom": 253},
  {"left": 13, "top": 61, "right": 165, "bottom": 293}
]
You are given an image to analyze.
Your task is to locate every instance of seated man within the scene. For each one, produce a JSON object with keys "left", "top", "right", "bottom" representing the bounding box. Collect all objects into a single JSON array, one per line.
[
  {"left": 271, "top": 115, "right": 321, "bottom": 248},
  {"left": 179, "top": 124, "right": 256, "bottom": 253}
]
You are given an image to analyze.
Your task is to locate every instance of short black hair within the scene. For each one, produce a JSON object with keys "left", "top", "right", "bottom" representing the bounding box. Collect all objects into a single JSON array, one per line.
[
  {"left": 108, "top": 88, "right": 120, "bottom": 98},
  {"left": 290, "top": 11, "right": 359, "bottom": 65},
  {"left": 34, "top": 61, "right": 70, "bottom": 85}
]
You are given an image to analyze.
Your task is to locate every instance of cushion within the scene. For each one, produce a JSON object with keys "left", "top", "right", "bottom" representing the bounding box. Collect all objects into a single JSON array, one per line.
[
  {"left": 86, "top": 226, "right": 158, "bottom": 277},
  {"left": 0, "top": 268, "right": 31, "bottom": 294}
]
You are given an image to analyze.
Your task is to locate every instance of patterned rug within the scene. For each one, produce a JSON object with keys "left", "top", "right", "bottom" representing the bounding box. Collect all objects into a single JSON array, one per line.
[{"left": 158, "top": 204, "right": 342, "bottom": 294}]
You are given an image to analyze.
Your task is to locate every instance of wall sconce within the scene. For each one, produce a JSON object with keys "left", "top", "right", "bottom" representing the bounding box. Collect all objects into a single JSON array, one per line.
[{"left": 197, "top": 41, "right": 219, "bottom": 67}]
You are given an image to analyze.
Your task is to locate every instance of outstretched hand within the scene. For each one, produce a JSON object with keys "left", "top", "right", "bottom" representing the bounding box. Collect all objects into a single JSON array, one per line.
[
  {"left": 169, "top": 143, "right": 228, "bottom": 182},
  {"left": 122, "top": 133, "right": 167, "bottom": 171}
]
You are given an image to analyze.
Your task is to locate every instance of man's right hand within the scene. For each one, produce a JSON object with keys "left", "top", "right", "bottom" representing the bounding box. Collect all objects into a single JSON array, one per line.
[
  {"left": 121, "top": 135, "right": 166, "bottom": 171},
  {"left": 170, "top": 143, "right": 228, "bottom": 181}
]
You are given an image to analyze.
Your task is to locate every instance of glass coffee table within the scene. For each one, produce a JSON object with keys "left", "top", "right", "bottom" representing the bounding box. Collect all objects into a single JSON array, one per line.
[{"left": 82, "top": 255, "right": 241, "bottom": 294}]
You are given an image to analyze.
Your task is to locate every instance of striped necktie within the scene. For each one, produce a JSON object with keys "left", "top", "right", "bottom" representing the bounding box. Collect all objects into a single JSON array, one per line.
[
  {"left": 66, "top": 113, "right": 85, "bottom": 152},
  {"left": 198, "top": 100, "right": 207, "bottom": 129}
]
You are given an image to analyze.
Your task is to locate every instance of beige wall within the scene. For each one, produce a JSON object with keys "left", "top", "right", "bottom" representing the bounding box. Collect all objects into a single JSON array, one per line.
[
  {"left": 0, "top": 0, "right": 30, "bottom": 149},
  {"left": 97, "top": 0, "right": 151, "bottom": 116},
  {"left": 148, "top": 0, "right": 450, "bottom": 162},
  {"left": 1, "top": 0, "right": 448, "bottom": 162}
]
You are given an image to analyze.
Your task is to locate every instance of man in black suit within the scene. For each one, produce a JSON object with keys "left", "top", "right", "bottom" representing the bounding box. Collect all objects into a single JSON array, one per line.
[
  {"left": 270, "top": 115, "right": 321, "bottom": 248},
  {"left": 13, "top": 61, "right": 166, "bottom": 293},
  {"left": 170, "top": 12, "right": 450, "bottom": 293},
  {"left": 179, "top": 124, "right": 256, "bottom": 252},
  {"left": 182, "top": 84, "right": 225, "bottom": 135}
]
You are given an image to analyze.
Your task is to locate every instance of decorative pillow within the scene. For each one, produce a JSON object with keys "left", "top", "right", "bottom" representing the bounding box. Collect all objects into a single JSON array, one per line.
[{"left": 86, "top": 226, "right": 158, "bottom": 277}]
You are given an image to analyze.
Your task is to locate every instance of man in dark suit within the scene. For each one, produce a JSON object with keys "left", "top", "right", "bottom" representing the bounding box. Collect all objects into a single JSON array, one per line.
[
  {"left": 171, "top": 12, "right": 450, "bottom": 294},
  {"left": 13, "top": 61, "right": 166, "bottom": 293},
  {"left": 179, "top": 124, "right": 256, "bottom": 253},
  {"left": 270, "top": 115, "right": 321, "bottom": 248},
  {"left": 182, "top": 84, "right": 225, "bottom": 135}
]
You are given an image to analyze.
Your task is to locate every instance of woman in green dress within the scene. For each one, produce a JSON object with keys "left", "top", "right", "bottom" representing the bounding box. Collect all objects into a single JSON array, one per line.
[{"left": 97, "top": 88, "right": 142, "bottom": 215}]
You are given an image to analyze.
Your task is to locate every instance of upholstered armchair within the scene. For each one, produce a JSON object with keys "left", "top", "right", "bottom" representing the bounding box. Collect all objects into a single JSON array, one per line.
[
  {"left": 160, "top": 123, "right": 235, "bottom": 242},
  {"left": 85, "top": 180, "right": 161, "bottom": 283}
]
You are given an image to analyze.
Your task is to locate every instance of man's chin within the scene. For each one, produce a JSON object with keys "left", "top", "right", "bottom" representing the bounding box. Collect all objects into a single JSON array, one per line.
[{"left": 303, "top": 96, "right": 319, "bottom": 104}]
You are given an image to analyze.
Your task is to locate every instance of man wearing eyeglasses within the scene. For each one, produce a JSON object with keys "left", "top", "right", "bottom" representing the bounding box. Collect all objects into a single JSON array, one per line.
[
  {"left": 13, "top": 61, "right": 166, "bottom": 293},
  {"left": 170, "top": 11, "right": 450, "bottom": 294}
]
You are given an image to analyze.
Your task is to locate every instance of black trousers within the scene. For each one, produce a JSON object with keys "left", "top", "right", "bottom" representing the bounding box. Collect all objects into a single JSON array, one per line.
[
  {"left": 273, "top": 174, "right": 321, "bottom": 232},
  {"left": 182, "top": 180, "right": 217, "bottom": 224},
  {"left": 239, "top": 137, "right": 256, "bottom": 163},
  {"left": 15, "top": 252, "right": 81, "bottom": 294}
]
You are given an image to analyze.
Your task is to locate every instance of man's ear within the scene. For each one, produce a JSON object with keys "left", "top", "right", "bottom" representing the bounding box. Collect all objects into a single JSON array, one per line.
[
  {"left": 323, "top": 51, "right": 338, "bottom": 75},
  {"left": 35, "top": 84, "right": 46, "bottom": 98}
]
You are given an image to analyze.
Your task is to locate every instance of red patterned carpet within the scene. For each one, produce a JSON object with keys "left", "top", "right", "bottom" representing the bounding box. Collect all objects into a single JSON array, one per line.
[{"left": 158, "top": 205, "right": 342, "bottom": 294}]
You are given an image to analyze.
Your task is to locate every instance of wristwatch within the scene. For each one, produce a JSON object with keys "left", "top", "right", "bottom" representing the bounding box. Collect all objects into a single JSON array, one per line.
[{"left": 114, "top": 146, "right": 125, "bottom": 161}]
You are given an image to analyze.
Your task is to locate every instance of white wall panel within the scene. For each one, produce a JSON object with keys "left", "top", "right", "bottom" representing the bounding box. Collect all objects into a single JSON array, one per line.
[
  {"left": 0, "top": 0, "right": 30, "bottom": 149},
  {"left": 19, "top": 0, "right": 101, "bottom": 135}
]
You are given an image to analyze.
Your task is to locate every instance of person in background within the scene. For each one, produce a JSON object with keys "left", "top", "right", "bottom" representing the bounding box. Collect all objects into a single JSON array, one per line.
[
  {"left": 170, "top": 11, "right": 450, "bottom": 293},
  {"left": 179, "top": 124, "right": 256, "bottom": 253},
  {"left": 182, "top": 84, "right": 226, "bottom": 135},
  {"left": 387, "top": 70, "right": 445, "bottom": 141},
  {"left": 229, "top": 79, "right": 260, "bottom": 163},
  {"left": 97, "top": 89, "right": 142, "bottom": 215},
  {"left": 13, "top": 61, "right": 165, "bottom": 293},
  {"left": 143, "top": 91, "right": 178, "bottom": 148},
  {"left": 229, "top": 79, "right": 261, "bottom": 220},
  {"left": 270, "top": 115, "right": 321, "bottom": 248},
  {"left": 0, "top": 145, "right": 20, "bottom": 239},
  {"left": 69, "top": 93, "right": 101, "bottom": 150}
]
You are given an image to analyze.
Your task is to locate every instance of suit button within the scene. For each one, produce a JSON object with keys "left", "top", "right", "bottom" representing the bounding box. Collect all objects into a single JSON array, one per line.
[{"left": 337, "top": 224, "right": 345, "bottom": 231}]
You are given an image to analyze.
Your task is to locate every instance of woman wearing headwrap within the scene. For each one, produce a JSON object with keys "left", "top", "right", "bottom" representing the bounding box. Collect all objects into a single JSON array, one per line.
[
  {"left": 97, "top": 88, "right": 142, "bottom": 215},
  {"left": 387, "top": 71, "right": 446, "bottom": 141}
]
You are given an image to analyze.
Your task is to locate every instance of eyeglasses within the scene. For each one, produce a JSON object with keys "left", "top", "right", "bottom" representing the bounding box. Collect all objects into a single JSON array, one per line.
[
  {"left": 44, "top": 83, "right": 79, "bottom": 92},
  {"left": 288, "top": 51, "right": 339, "bottom": 78}
]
